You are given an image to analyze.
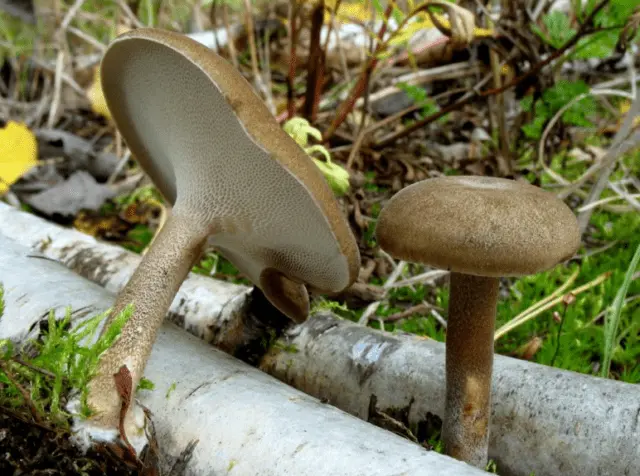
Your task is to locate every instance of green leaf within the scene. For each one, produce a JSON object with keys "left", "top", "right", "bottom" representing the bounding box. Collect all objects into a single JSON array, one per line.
[
  {"left": 572, "top": 1, "right": 638, "bottom": 59},
  {"left": 572, "top": 30, "right": 618, "bottom": 59},
  {"left": 283, "top": 117, "right": 350, "bottom": 196},
  {"left": 538, "top": 11, "right": 577, "bottom": 48},
  {"left": 312, "top": 158, "right": 351, "bottom": 196},
  {"left": 305, "top": 144, "right": 331, "bottom": 162},
  {"left": 521, "top": 81, "right": 595, "bottom": 138},
  {"left": 520, "top": 95, "right": 534, "bottom": 113},
  {"left": 391, "top": 2, "right": 405, "bottom": 25},
  {"left": 595, "top": 1, "right": 638, "bottom": 27},
  {"left": 397, "top": 82, "right": 427, "bottom": 103},
  {"left": 530, "top": 23, "right": 551, "bottom": 46},
  {"left": 371, "top": 0, "right": 385, "bottom": 17},
  {"left": 397, "top": 82, "right": 446, "bottom": 121},
  {"left": 542, "top": 80, "right": 595, "bottom": 127},
  {"left": 282, "top": 117, "right": 313, "bottom": 147},
  {"left": 138, "top": 377, "right": 155, "bottom": 391},
  {"left": 521, "top": 101, "right": 549, "bottom": 139}
]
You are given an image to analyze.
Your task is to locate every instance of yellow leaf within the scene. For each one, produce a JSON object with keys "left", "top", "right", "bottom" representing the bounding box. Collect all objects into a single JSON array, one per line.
[
  {"left": 619, "top": 100, "right": 631, "bottom": 114},
  {"left": 617, "top": 100, "right": 640, "bottom": 127},
  {"left": 0, "top": 121, "right": 38, "bottom": 194},
  {"left": 85, "top": 26, "right": 130, "bottom": 121},
  {"left": 86, "top": 67, "right": 112, "bottom": 120},
  {"left": 501, "top": 64, "right": 513, "bottom": 76},
  {"left": 328, "top": 2, "right": 375, "bottom": 23}
]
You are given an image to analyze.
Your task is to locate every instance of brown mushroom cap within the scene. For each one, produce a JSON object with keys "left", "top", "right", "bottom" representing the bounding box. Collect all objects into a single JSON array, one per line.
[
  {"left": 100, "top": 28, "right": 360, "bottom": 296},
  {"left": 376, "top": 176, "right": 580, "bottom": 277}
]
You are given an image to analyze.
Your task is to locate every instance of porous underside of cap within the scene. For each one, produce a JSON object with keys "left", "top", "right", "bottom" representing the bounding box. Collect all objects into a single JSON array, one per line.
[
  {"left": 100, "top": 28, "right": 359, "bottom": 293},
  {"left": 376, "top": 176, "right": 580, "bottom": 277}
]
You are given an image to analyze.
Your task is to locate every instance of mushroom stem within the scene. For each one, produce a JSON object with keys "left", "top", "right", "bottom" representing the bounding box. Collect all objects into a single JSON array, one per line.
[
  {"left": 86, "top": 211, "right": 209, "bottom": 431},
  {"left": 443, "top": 272, "right": 498, "bottom": 468}
]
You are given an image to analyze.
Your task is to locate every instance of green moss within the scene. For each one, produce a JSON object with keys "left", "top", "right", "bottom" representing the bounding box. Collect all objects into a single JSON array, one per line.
[
  {"left": 0, "top": 296, "right": 134, "bottom": 425},
  {"left": 166, "top": 382, "right": 177, "bottom": 399}
]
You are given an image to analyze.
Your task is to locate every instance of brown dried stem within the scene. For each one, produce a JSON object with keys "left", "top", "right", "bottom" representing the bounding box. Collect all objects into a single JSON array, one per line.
[
  {"left": 303, "top": 0, "right": 326, "bottom": 121},
  {"left": 286, "top": 0, "right": 301, "bottom": 119},
  {"left": 242, "top": 0, "right": 261, "bottom": 91},
  {"left": 322, "top": 3, "right": 394, "bottom": 142},
  {"left": 221, "top": 3, "right": 239, "bottom": 68},
  {"left": 0, "top": 361, "right": 44, "bottom": 424}
]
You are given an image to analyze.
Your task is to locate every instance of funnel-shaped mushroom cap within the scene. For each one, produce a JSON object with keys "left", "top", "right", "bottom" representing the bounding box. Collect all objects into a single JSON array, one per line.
[
  {"left": 376, "top": 176, "right": 580, "bottom": 277},
  {"left": 100, "top": 28, "right": 359, "bottom": 298}
]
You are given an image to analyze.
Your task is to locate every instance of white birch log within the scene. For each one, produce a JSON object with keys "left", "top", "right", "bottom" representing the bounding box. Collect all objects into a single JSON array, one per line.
[
  {"left": 1, "top": 202, "right": 639, "bottom": 476},
  {"left": 0, "top": 201, "right": 252, "bottom": 345},
  {"left": 261, "top": 315, "right": 640, "bottom": 476},
  {"left": 0, "top": 233, "right": 484, "bottom": 476}
]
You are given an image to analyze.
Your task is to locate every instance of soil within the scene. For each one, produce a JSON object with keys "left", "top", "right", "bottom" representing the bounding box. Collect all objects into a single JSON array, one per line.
[{"left": 0, "top": 409, "right": 154, "bottom": 476}]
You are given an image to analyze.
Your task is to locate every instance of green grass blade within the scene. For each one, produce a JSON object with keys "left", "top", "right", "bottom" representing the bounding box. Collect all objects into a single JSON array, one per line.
[
  {"left": 0, "top": 283, "right": 4, "bottom": 319},
  {"left": 601, "top": 241, "right": 640, "bottom": 378}
]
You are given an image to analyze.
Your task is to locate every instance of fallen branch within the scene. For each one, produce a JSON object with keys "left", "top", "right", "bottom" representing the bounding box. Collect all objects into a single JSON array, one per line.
[
  {"left": 0, "top": 234, "right": 483, "bottom": 476},
  {"left": 1, "top": 201, "right": 638, "bottom": 476}
]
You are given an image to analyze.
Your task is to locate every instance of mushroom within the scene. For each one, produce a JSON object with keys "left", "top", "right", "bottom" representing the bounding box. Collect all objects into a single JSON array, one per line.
[
  {"left": 86, "top": 28, "right": 360, "bottom": 442},
  {"left": 375, "top": 175, "right": 580, "bottom": 467}
]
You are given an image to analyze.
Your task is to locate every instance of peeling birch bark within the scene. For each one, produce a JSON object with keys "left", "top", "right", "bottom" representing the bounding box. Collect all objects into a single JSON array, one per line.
[
  {"left": 1, "top": 202, "right": 638, "bottom": 476},
  {"left": 0, "top": 234, "right": 484, "bottom": 476}
]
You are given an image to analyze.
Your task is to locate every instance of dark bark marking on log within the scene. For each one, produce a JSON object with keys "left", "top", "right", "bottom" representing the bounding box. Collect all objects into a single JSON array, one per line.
[
  {"left": 14, "top": 293, "right": 29, "bottom": 304},
  {"left": 368, "top": 394, "right": 444, "bottom": 448},
  {"left": 173, "top": 301, "right": 206, "bottom": 340},
  {"left": 166, "top": 298, "right": 189, "bottom": 332},
  {"left": 166, "top": 439, "right": 199, "bottom": 476},
  {"left": 167, "top": 310, "right": 185, "bottom": 330},
  {"left": 633, "top": 406, "right": 640, "bottom": 433},
  {"left": 353, "top": 358, "right": 379, "bottom": 387},
  {"left": 292, "top": 442, "right": 308, "bottom": 455},
  {"left": 215, "top": 370, "right": 245, "bottom": 384},
  {"left": 53, "top": 243, "right": 128, "bottom": 287},
  {"left": 184, "top": 371, "right": 245, "bottom": 400},
  {"left": 185, "top": 381, "right": 214, "bottom": 399}
]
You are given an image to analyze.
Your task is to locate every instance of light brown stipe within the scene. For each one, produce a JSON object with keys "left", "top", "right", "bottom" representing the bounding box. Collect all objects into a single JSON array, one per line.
[
  {"left": 87, "top": 28, "right": 360, "bottom": 442},
  {"left": 376, "top": 175, "right": 580, "bottom": 468}
]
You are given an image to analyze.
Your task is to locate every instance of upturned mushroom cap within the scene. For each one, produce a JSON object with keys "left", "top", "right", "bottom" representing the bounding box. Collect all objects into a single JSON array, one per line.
[
  {"left": 100, "top": 28, "right": 360, "bottom": 315},
  {"left": 376, "top": 176, "right": 580, "bottom": 277}
]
